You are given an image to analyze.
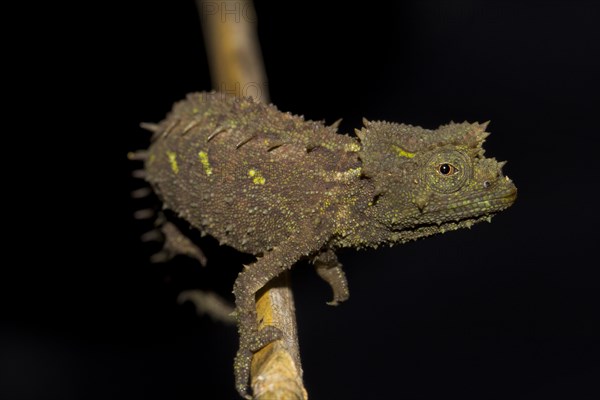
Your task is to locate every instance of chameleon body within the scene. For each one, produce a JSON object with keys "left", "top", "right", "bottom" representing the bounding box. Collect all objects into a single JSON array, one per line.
[{"left": 143, "top": 92, "right": 517, "bottom": 398}]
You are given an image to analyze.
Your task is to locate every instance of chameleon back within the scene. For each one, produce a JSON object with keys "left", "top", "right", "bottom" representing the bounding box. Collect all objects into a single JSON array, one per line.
[{"left": 145, "top": 92, "right": 367, "bottom": 255}]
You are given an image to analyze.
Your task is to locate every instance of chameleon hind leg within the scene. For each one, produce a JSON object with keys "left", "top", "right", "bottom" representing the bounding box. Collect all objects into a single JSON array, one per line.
[
  {"left": 149, "top": 220, "right": 238, "bottom": 323},
  {"left": 313, "top": 249, "right": 350, "bottom": 306},
  {"left": 150, "top": 220, "right": 207, "bottom": 266},
  {"left": 232, "top": 233, "right": 327, "bottom": 398}
]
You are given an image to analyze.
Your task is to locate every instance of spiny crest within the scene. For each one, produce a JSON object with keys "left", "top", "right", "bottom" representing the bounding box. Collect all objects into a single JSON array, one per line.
[
  {"left": 153, "top": 91, "right": 349, "bottom": 151},
  {"left": 356, "top": 119, "right": 491, "bottom": 178},
  {"left": 357, "top": 119, "right": 490, "bottom": 151}
]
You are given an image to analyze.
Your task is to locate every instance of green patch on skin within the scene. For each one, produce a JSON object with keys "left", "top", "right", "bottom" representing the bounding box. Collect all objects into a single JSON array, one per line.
[
  {"left": 391, "top": 145, "right": 415, "bottom": 159},
  {"left": 248, "top": 168, "right": 266, "bottom": 185},
  {"left": 167, "top": 151, "right": 179, "bottom": 174},
  {"left": 198, "top": 151, "right": 213, "bottom": 176},
  {"left": 192, "top": 107, "right": 199, "bottom": 114},
  {"left": 148, "top": 153, "right": 156, "bottom": 165},
  {"left": 344, "top": 142, "right": 361, "bottom": 152}
]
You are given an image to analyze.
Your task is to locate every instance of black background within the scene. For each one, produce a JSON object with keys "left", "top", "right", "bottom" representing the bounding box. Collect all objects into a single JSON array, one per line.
[{"left": 2, "top": 1, "right": 599, "bottom": 399}]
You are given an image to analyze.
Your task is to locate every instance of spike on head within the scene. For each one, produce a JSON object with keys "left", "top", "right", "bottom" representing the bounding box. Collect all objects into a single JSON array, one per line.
[
  {"left": 355, "top": 128, "right": 365, "bottom": 141},
  {"left": 435, "top": 121, "right": 491, "bottom": 149},
  {"left": 330, "top": 118, "right": 343, "bottom": 131},
  {"left": 475, "top": 120, "right": 491, "bottom": 142}
]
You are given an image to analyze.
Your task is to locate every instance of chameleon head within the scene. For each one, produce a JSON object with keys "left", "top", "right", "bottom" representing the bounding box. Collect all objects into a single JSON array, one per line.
[
  {"left": 408, "top": 147, "right": 517, "bottom": 224},
  {"left": 357, "top": 120, "right": 517, "bottom": 237}
]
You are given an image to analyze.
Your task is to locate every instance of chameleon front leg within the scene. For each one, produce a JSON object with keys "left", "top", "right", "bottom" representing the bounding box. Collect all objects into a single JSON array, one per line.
[
  {"left": 312, "top": 249, "right": 350, "bottom": 306},
  {"left": 232, "top": 234, "right": 327, "bottom": 398}
]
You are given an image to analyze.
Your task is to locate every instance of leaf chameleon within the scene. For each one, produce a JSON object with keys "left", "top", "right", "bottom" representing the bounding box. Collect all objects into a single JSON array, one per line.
[{"left": 136, "top": 92, "right": 517, "bottom": 398}]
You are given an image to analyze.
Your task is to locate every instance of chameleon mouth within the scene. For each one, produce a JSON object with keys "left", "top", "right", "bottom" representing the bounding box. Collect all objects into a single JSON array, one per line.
[
  {"left": 490, "top": 176, "right": 518, "bottom": 206},
  {"left": 394, "top": 184, "right": 516, "bottom": 241},
  {"left": 456, "top": 183, "right": 517, "bottom": 219},
  {"left": 424, "top": 177, "right": 517, "bottom": 221},
  {"left": 501, "top": 186, "right": 518, "bottom": 206}
]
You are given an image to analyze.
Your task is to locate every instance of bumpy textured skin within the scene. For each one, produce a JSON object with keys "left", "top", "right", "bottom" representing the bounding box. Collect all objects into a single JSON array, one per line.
[{"left": 143, "top": 92, "right": 517, "bottom": 398}]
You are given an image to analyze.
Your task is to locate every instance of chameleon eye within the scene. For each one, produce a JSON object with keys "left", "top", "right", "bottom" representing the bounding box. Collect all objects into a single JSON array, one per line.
[
  {"left": 438, "top": 163, "right": 456, "bottom": 176},
  {"left": 424, "top": 151, "right": 471, "bottom": 194}
]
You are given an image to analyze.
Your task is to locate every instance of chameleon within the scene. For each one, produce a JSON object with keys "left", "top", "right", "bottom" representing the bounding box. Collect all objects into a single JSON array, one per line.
[{"left": 137, "top": 91, "right": 517, "bottom": 398}]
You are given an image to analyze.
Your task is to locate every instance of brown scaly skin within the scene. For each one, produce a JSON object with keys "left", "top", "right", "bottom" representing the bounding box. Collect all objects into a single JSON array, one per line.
[{"left": 143, "top": 92, "right": 517, "bottom": 398}]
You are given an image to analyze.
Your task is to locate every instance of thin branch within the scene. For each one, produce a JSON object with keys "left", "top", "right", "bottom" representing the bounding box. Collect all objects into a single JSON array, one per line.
[
  {"left": 251, "top": 274, "right": 307, "bottom": 400},
  {"left": 196, "top": 1, "right": 306, "bottom": 398},
  {"left": 198, "top": 0, "right": 269, "bottom": 103}
]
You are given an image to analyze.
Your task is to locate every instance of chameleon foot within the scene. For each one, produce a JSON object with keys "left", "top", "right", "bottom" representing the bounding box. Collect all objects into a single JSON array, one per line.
[
  {"left": 234, "top": 325, "right": 283, "bottom": 398},
  {"left": 313, "top": 249, "right": 349, "bottom": 306}
]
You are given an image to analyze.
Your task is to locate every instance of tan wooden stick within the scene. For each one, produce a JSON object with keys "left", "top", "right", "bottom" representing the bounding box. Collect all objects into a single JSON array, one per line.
[
  {"left": 197, "top": 1, "right": 306, "bottom": 398},
  {"left": 198, "top": 0, "right": 269, "bottom": 104}
]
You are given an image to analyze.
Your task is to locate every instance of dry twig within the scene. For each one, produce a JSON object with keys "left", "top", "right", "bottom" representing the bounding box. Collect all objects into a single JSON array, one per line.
[{"left": 196, "top": 1, "right": 307, "bottom": 398}]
